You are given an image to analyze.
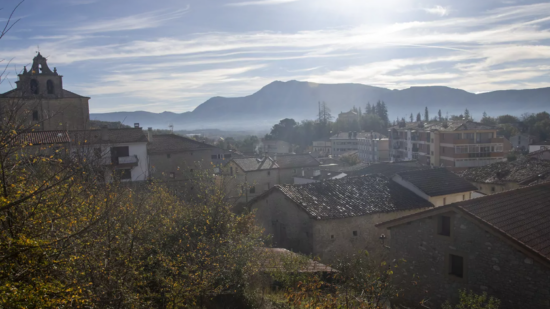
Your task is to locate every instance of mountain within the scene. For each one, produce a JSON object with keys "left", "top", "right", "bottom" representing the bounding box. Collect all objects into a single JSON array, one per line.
[{"left": 91, "top": 80, "right": 550, "bottom": 130}]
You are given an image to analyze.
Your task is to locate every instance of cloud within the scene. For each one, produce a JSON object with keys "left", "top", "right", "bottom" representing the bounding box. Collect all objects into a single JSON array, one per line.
[
  {"left": 71, "top": 8, "right": 189, "bottom": 33},
  {"left": 423, "top": 5, "right": 450, "bottom": 17},
  {"left": 225, "top": 0, "right": 299, "bottom": 7}
]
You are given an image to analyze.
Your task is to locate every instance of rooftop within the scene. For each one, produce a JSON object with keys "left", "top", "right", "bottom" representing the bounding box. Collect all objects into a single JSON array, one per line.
[
  {"left": 69, "top": 128, "right": 148, "bottom": 145},
  {"left": 330, "top": 132, "right": 369, "bottom": 139},
  {"left": 148, "top": 134, "right": 216, "bottom": 154},
  {"left": 270, "top": 175, "right": 433, "bottom": 220},
  {"left": 18, "top": 130, "right": 71, "bottom": 145},
  {"left": 378, "top": 183, "right": 550, "bottom": 263},
  {"left": 340, "top": 161, "right": 424, "bottom": 177},
  {"left": 457, "top": 158, "right": 550, "bottom": 185},
  {"left": 274, "top": 154, "right": 320, "bottom": 169},
  {"left": 233, "top": 156, "right": 278, "bottom": 172},
  {"left": 390, "top": 121, "right": 496, "bottom": 132},
  {"left": 396, "top": 168, "right": 477, "bottom": 196}
]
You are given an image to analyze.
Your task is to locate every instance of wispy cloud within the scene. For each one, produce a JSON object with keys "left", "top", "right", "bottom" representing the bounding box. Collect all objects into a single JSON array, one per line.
[
  {"left": 423, "top": 5, "right": 450, "bottom": 17},
  {"left": 225, "top": 0, "right": 299, "bottom": 7},
  {"left": 71, "top": 8, "right": 189, "bottom": 33}
]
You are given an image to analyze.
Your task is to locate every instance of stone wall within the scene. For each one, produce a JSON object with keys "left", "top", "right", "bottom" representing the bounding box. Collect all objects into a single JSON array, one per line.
[
  {"left": 149, "top": 148, "right": 227, "bottom": 179},
  {"left": 388, "top": 212, "right": 550, "bottom": 308}
]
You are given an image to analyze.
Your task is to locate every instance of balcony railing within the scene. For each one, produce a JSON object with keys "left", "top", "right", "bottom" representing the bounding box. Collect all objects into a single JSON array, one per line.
[{"left": 109, "top": 155, "right": 139, "bottom": 166}]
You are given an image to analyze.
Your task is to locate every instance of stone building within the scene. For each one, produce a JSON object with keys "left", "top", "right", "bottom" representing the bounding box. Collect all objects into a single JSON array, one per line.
[
  {"left": 248, "top": 175, "right": 433, "bottom": 261},
  {"left": 147, "top": 132, "right": 236, "bottom": 180},
  {"left": 457, "top": 157, "right": 550, "bottom": 195},
  {"left": 377, "top": 183, "right": 550, "bottom": 309},
  {"left": 509, "top": 133, "right": 533, "bottom": 152},
  {"left": 357, "top": 132, "right": 389, "bottom": 163},
  {"left": 274, "top": 154, "right": 321, "bottom": 184},
  {"left": 0, "top": 53, "right": 90, "bottom": 131},
  {"left": 392, "top": 168, "right": 479, "bottom": 206}
]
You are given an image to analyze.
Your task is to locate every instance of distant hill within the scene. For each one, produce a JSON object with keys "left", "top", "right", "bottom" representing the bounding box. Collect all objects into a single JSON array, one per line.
[{"left": 91, "top": 80, "right": 550, "bottom": 130}]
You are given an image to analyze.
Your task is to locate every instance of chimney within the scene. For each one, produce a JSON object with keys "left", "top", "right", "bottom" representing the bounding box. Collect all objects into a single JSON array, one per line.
[
  {"left": 100, "top": 125, "right": 109, "bottom": 141},
  {"left": 147, "top": 127, "right": 153, "bottom": 142},
  {"left": 134, "top": 123, "right": 140, "bottom": 129}
]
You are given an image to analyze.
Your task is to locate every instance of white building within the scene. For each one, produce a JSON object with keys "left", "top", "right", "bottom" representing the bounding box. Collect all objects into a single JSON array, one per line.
[
  {"left": 358, "top": 132, "right": 389, "bottom": 163},
  {"left": 312, "top": 140, "right": 331, "bottom": 156},
  {"left": 529, "top": 142, "right": 550, "bottom": 153},
  {"left": 330, "top": 132, "right": 368, "bottom": 157}
]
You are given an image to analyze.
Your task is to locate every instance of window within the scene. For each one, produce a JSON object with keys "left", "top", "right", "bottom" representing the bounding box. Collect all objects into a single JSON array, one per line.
[
  {"left": 491, "top": 186, "right": 495, "bottom": 192},
  {"left": 449, "top": 254, "right": 464, "bottom": 278},
  {"left": 249, "top": 186, "right": 255, "bottom": 194},
  {"left": 46, "top": 80, "right": 54, "bottom": 94},
  {"left": 211, "top": 155, "right": 217, "bottom": 159},
  {"left": 437, "top": 215, "right": 451, "bottom": 236},
  {"left": 169, "top": 172, "right": 175, "bottom": 178},
  {"left": 110, "top": 146, "right": 129, "bottom": 164},
  {"left": 353, "top": 231, "right": 358, "bottom": 236},
  {"left": 114, "top": 169, "right": 131, "bottom": 180},
  {"left": 32, "top": 110, "right": 39, "bottom": 121},
  {"left": 462, "top": 194, "right": 465, "bottom": 201},
  {"left": 455, "top": 133, "right": 462, "bottom": 139},
  {"left": 167, "top": 154, "right": 171, "bottom": 159},
  {"left": 30, "top": 79, "right": 39, "bottom": 94}
]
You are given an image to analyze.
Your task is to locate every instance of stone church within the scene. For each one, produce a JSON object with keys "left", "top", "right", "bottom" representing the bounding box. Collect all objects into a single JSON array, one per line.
[{"left": 0, "top": 53, "right": 90, "bottom": 130}]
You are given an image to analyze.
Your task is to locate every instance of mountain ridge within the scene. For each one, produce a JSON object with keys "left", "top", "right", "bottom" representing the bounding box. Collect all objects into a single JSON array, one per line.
[{"left": 91, "top": 80, "right": 550, "bottom": 130}]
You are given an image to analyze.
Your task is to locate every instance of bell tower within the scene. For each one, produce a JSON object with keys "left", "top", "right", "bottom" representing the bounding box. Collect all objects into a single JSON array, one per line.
[{"left": 16, "top": 53, "right": 64, "bottom": 97}]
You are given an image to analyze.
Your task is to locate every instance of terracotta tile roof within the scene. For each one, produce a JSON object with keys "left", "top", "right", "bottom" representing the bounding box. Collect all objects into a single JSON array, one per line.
[
  {"left": 378, "top": 183, "right": 550, "bottom": 263},
  {"left": 19, "top": 130, "right": 70, "bottom": 145},
  {"left": 397, "top": 168, "right": 477, "bottom": 196},
  {"left": 457, "top": 158, "right": 550, "bottom": 185},
  {"left": 69, "top": 128, "right": 148, "bottom": 145},
  {"left": 273, "top": 175, "right": 433, "bottom": 220},
  {"left": 233, "top": 157, "right": 278, "bottom": 172},
  {"left": 148, "top": 134, "right": 216, "bottom": 154},
  {"left": 274, "top": 154, "right": 320, "bottom": 169}
]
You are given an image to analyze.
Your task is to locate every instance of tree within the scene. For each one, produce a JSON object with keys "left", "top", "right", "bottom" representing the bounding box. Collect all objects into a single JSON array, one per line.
[
  {"left": 265, "top": 118, "right": 297, "bottom": 143},
  {"left": 464, "top": 108, "right": 471, "bottom": 120},
  {"left": 497, "top": 114, "right": 519, "bottom": 124},
  {"left": 424, "top": 107, "right": 429, "bottom": 122},
  {"left": 442, "top": 289, "right": 500, "bottom": 309},
  {"left": 438, "top": 109, "right": 442, "bottom": 122},
  {"left": 410, "top": 113, "right": 413, "bottom": 123},
  {"left": 416, "top": 113, "right": 421, "bottom": 122}
]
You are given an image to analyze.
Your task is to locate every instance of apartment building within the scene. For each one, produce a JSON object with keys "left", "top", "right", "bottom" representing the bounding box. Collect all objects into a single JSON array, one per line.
[
  {"left": 330, "top": 131, "right": 368, "bottom": 157},
  {"left": 312, "top": 140, "right": 331, "bottom": 156},
  {"left": 389, "top": 121, "right": 510, "bottom": 168},
  {"left": 357, "top": 132, "right": 389, "bottom": 163}
]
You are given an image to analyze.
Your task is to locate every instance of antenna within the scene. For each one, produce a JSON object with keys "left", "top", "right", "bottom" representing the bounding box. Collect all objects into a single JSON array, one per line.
[{"left": 169, "top": 123, "right": 174, "bottom": 133}]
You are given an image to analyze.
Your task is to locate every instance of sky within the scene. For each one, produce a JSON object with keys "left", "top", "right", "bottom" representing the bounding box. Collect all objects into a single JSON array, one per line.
[{"left": 1, "top": 0, "right": 550, "bottom": 114}]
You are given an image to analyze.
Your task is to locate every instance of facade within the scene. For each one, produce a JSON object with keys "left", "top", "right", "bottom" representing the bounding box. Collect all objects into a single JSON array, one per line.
[
  {"left": 69, "top": 127, "right": 149, "bottom": 182},
  {"left": 262, "top": 140, "right": 291, "bottom": 155},
  {"left": 457, "top": 158, "right": 550, "bottom": 195},
  {"left": 377, "top": 183, "right": 550, "bottom": 309},
  {"left": 389, "top": 121, "right": 510, "bottom": 168},
  {"left": 224, "top": 157, "right": 280, "bottom": 204},
  {"left": 0, "top": 53, "right": 90, "bottom": 131},
  {"left": 337, "top": 110, "right": 360, "bottom": 124},
  {"left": 248, "top": 175, "right": 433, "bottom": 261},
  {"left": 358, "top": 132, "right": 389, "bottom": 163},
  {"left": 529, "top": 141, "right": 550, "bottom": 153},
  {"left": 273, "top": 154, "right": 321, "bottom": 184},
  {"left": 330, "top": 132, "right": 368, "bottom": 157},
  {"left": 147, "top": 132, "right": 235, "bottom": 180},
  {"left": 509, "top": 133, "right": 532, "bottom": 152},
  {"left": 312, "top": 140, "right": 331, "bottom": 156},
  {"left": 392, "top": 168, "right": 478, "bottom": 207}
]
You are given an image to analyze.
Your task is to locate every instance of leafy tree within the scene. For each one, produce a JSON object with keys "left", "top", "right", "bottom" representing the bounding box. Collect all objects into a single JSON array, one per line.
[
  {"left": 424, "top": 107, "right": 429, "bottom": 122},
  {"left": 497, "top": 114, "right": 519, "bottom": 124},
  {"left": 416, "top": 113, "right": 422, "bottom": 122},
  {"left": 265, "top": 118, "right": 297, "bottom": 143},
  {"left": 438, "top": 109, "right": 442, "bottom": 122},
  {"left": 464, "top": 109, "right": 471, "bottom": 120},
  {"left": 442, "top": 289, "right": 500, "bottom": 309},
  {"left": 410, "top": 113, "right": 413, "bottom": 123}
]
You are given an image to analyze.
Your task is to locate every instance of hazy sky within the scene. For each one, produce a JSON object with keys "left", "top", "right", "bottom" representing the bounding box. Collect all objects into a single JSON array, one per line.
[{"left": 1, "top": 0, "right": 550, "bottom": 113}]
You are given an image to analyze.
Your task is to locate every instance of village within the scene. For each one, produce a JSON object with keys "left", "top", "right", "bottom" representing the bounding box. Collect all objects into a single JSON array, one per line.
[{"left": 2, "top": 53, "right": 549, "bottom": 308}]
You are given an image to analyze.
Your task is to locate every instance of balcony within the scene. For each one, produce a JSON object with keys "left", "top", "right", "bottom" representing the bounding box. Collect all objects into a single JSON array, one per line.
[{"left": 109, "top": 155, "right": 139, "bottom": 166}]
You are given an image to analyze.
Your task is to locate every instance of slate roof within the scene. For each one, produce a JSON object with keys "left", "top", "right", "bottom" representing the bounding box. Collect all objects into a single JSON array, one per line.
[
  {"left": 340, "top": 162, "right": 425, "bottom": 177},
  {"left": 0, "top": 89, "right": 89, "bottom": 98},
  {"left": 148, "top": 134, "right": 216, "bottom": 154},
  {"left": 378, "top": 183, "right": 550, "bottom": 263},
  {"left": 233, "top": 157, "right": 278, "bottom": 172},
  {"left": 69, "top": 128, "right": 148, "bottom": 145},
  {"left": 271, "top": 175, "right": 433, "bottom": 220},
  {"left": 18, "top": 130, "right": 71, "bottom": 145},
  {"left": 397, "top": 168, "right": 477, "bottom": 196},
  {"left": 457, "top": 158, "right": 550, "bottom": 185},
  {"left": 274, "top": 154, "right": 320, "bottom": 169}
]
